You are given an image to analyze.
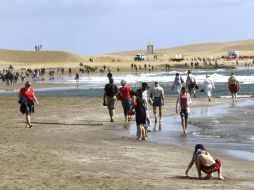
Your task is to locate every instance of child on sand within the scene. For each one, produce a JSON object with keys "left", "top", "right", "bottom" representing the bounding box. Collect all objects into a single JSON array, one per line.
[{"left": 185, "top": 144, "right": 224, "bottom": 180}]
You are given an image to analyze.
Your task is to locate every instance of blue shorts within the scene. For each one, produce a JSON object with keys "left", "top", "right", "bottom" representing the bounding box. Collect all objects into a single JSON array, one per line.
[
  {"left": 180, "top": 109, "right": 188, "bottom": 119},
  {"left": 121, "top": 98, "right": 131, "bottom": 116},
  {"left": 153, "top": 97, "right": 163, "bottom": 107}
]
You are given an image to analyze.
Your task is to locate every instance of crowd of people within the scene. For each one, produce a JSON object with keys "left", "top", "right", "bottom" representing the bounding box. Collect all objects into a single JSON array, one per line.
[
  {"left": 101, "top": 70, "right": 230, "bottom": 179},
  {"left": 102, "top": 70, "right": 241, "bottom": 138},
  {"left": 15, "top": 68, "right": 241, "bottom": 180}
]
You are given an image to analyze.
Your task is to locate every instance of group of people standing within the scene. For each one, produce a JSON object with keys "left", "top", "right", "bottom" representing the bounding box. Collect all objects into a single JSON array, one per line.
[
  {"left": 103, "top": 70, "right": 241, "bottom": 139},
  {"left": 103, "top": 76, "right": 165, "bottom": 140}
]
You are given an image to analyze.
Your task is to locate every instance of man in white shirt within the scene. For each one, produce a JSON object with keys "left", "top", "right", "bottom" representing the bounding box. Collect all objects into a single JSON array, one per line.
[
  {"left": 186, "top": 70, "right": 197, "bottom": 98},
  {"left": 150, "top": 81, "right": 164, "bottom": 123}
]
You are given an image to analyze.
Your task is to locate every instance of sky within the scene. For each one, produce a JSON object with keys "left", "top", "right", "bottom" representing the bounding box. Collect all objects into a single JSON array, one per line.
[{"left": 0, "top": 0, "right": 254, "bottom": 55}]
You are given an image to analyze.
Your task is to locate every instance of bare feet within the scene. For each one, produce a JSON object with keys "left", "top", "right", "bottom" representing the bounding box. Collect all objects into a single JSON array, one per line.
[{"left": 219, "top": 176, "right": 224, "bottom": 180}]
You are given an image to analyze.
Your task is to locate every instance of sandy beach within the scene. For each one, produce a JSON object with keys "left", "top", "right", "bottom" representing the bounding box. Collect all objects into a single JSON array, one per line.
[
  {"left": 0, "top": 95, "right": 253, "bottom": 190},
  {"left": 1, "top": 39, "right": 254, "bottom": 189}
]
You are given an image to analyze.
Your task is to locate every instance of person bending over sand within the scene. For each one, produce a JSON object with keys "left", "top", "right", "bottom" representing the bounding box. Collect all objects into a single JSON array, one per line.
[{"left": 185, "top": 144, "right": 224, "bottom": 180}]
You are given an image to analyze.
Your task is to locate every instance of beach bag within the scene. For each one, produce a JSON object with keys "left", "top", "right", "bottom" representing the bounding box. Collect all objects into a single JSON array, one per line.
[
  {"left": 18, "top": 96, "right": 28, "bottom": 106},
  {"left": 116, "top": 93, "right": 122, "bottom": 100}
]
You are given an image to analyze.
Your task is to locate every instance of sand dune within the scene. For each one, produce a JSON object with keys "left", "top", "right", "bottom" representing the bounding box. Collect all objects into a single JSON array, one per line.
[
  {"left": 1, "top": 39, "right": 254, "bottom": 69},
  {"left": 0, "top": 49, "right": 84, "bottom": 63},
  {"left": 103, "top": 39, "right": 254, "bottom": 61}
]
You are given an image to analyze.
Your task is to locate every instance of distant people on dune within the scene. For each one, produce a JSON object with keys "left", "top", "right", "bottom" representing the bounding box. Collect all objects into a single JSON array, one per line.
[{"left": 35, "top": 45, "right": 43, "bottom": 51}]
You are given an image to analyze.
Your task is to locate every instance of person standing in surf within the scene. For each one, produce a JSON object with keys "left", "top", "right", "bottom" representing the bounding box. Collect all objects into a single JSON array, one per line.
[
  {"left": 103, "top": 77, "right": 118, "bottom": 122},
  {"left": 228, "top": 72, "right": 240, "bottom": 103},
  {"left": 176, "top": 87, "right": 192, "bottom": 134},
  {"left": 203, "top": 74, "right": 215, "bottom": 102},
  {"left": 172, "top": 72, "right": 184, "bottom": 94}
]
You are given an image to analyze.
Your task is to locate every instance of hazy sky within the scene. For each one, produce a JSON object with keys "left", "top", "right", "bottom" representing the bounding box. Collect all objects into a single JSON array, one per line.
[{"left": 0, "top": 0, "right": 253, "bottom": 55}]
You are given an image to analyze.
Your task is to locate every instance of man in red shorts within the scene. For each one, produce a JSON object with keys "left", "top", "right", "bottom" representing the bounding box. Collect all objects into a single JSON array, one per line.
[{"left": 228, "top": 72, "right": 240, "bottom": 103}]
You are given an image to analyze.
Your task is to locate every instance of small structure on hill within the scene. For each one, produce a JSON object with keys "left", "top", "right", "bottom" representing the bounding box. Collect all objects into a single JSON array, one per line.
[
  {"left": 169, "top": 53, "right": 184, "bottom": 62},
  {"left": 146, "top": 40, "right": 154, "bottom": 61},
  {"left": 147, "top": 41, "right": 154, "bottom": 54},
  {"left": 228, "top": 50, "right": 239, "bottom": 57}
]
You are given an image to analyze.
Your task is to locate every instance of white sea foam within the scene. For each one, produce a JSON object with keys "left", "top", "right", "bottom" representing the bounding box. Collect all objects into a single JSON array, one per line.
[
  {"left": 248, "top": 136, "right": 254, "bottom": 141},
  {"left": 39, "top": 69, "right": 254, "bottom": 85},
  {"left": 219, "top": 95, "right": 253, "bottom": 98}
]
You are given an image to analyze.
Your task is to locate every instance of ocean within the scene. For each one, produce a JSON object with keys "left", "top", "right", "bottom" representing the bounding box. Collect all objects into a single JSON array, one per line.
[
  {"left": 1, "top": 67, "right": 254, "bottom": 98},
  {"left": 127, "top": 99, "right": 254, "bottom": 162},
  {"left": 1, "top": 67, "right": 253, "bottom": 161}
]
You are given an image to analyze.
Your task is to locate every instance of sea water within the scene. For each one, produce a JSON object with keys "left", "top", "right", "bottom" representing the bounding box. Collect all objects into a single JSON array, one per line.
[
  {"left": 1, "top": 67, "right": 254, "bottom": 98},
  {"left": 127, "top": 99, "right": 254, "bottom": 162}
]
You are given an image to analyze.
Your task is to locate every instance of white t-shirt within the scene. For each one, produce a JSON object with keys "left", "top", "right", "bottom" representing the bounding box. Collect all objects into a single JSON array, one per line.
[{"left": 150, "top": 85, "right": 164, "bottom": 98}]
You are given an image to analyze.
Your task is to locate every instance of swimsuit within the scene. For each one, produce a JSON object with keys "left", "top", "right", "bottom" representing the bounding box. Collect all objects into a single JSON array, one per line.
[{"left": 201, "top": 159, "right": 221, "bottom": 174}]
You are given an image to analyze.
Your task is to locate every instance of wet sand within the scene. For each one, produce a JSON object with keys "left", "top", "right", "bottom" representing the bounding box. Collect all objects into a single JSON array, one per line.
[{"left": 0, "top": 96, "right": 253, "bottom": 189}]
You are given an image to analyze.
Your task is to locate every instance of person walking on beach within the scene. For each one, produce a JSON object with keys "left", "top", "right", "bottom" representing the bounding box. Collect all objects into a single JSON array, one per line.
[
  {"left": 186, "top": 70, "right": 197, "bottom": 98},
  {"left": 19, "top": 81, "right": 39, "bottom": 128},
  {"left": 107, "top": 71, "right": 113, "bottom": 80},
  {"left": 129, "top": 84, "right": 148, "bottom": 141},
  {"left": 150, "top": 81, "right": 164, "bottom": 123},
  {"left": 103, "top": 77, "right": 118, "bottom": 122},
  {"left": 203, "top": 74, "right": 215, "bottom": 102},
  {"left": 172, "top": 72, "right": 184, "bottom": 94},
  {"left": 228, "top": 72, "right": 240, "bottom": 103},
  {"left": 176, "top": 87, "right": 191, "bottom": 134},
  {"left": 142, "top": 84, "right": 151, "bottom": 128},
  {"left": 185, "top": 144, "right": 224, "bottom": 180},
  {"left": 119, "top": 79, "right": 131, "bottom": 122},
  {"left": 75, "top": 72, "right": 79, "bottom": 83}
]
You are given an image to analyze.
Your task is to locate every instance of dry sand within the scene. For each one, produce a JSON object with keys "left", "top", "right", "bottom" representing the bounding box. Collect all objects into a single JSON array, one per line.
[
  {"left": 1, "top": 39, "right": 254, "bottom": 189},
  {"left": 0, "top": 96, "right": 253, "bottom": 190}
]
